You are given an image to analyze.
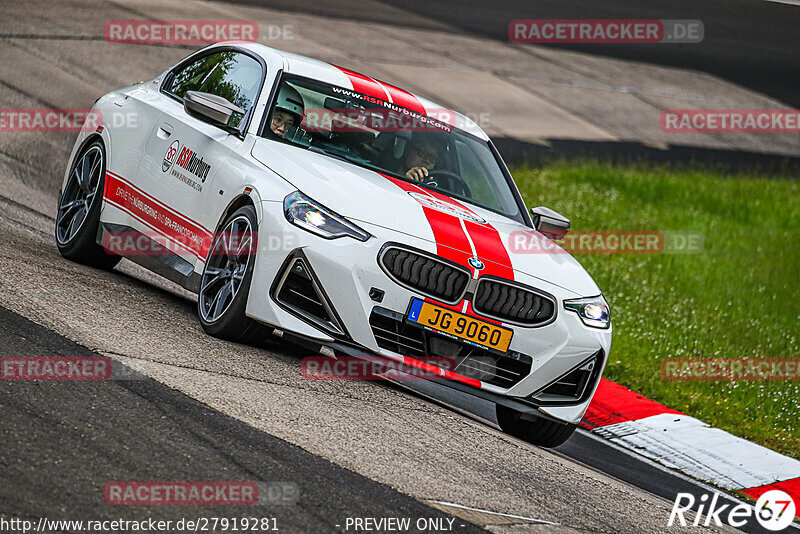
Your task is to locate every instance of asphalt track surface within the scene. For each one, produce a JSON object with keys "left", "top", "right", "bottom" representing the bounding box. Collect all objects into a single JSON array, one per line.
[
  {"left": 0, "top": 1, "right": 794, "bottom": 533},
  {"left": 233, "top": 0, "right": 800, "bottom": 110},
  {"left": 0, "top": 307, "right": 486, "bottom": 533}
]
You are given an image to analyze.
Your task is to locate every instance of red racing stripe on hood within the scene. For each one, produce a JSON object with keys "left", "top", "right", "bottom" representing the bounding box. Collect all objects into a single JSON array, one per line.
[
  {"left": 464, "top": 219, "right": 514, "bottom": 280},
  {"left": 380, "top": 175, "right": 516, "bottom": 325},
  {"left": 413, "top": 186, "right": 515, "bottom": 282},
  {"left": 382, "top": 175, "right": 474, "bottom": 312},
  {"left": 395, "top": 185, "right": 515, "bottom": 321},
  {"left": 382, "top": 176, "right": 472, "bottom": 263}
]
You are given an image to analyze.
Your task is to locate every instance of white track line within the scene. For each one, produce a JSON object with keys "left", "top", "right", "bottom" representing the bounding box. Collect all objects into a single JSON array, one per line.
[{"left": 427, "top": 500, "right": 557, "bottom": 525}]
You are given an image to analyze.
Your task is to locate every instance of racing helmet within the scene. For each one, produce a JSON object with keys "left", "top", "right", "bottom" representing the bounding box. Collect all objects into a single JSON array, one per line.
[{"left": 275, "top": 83, "right": 304, "bottom": 122}]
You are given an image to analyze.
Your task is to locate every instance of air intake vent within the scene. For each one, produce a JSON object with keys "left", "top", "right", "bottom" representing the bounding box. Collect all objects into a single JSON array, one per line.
[
  {"left": 273, "top": 254, "right": 345, "bottom": 336},
  {"left": 379, "top": 245, "right": 470, "bottom": 304},
  {"left": 532, "top": 350, "right": 605, "bottom": 405},
  {"left": 473, "top": 278, "right": 555, "bottom": 326},
  {"left": 452, "top": 350, "right": 532, "bottom": 388},
  {"left": 369, "top": 309, "right": 426, "bottom": 358}
]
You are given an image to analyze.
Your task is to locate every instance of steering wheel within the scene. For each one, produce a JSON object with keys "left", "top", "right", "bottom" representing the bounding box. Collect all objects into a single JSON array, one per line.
[{"left": 423, "top": 170, "right": 472, "bottom": 198}]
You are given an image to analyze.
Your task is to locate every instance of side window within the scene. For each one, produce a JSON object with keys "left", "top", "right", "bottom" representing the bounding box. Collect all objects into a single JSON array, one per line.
[
  {"left": 165, "top": 50, "right": 263, "bottom": 128},
  {"left": 455, "top": 139, "right": 501, "bottom": 210}
]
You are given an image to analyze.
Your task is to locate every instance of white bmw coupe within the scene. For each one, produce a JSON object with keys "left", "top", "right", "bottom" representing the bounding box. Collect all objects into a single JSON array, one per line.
[{"left": 56, "top": 42, "right": 611, "bottom": 446}]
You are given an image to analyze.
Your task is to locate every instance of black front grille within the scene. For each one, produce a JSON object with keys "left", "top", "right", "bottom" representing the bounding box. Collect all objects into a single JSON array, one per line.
[
  {"left": 368, "top": 308, "right": 532, "bottom": 388},
  {"left": 379, "top": 246, "right": 469, "bottom": 304},
  {"left": 473, "top": 279, "right": 555, "bottom": 326}
]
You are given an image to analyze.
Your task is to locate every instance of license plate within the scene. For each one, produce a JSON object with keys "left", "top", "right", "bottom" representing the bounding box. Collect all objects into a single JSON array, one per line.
[{"left": 406, "top": 298, "right": 513, "bottom": 353}]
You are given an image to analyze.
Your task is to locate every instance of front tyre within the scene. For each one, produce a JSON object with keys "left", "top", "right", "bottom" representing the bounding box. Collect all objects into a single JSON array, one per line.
[
  {"left": 55, "top": 139, "right": 121, "bottom": 270},
  {"left": 198, "top": 205, "right": 267, "bottom": 343},
  {"left": 496, "top": 405, "right": 577, "bottom": 447}
]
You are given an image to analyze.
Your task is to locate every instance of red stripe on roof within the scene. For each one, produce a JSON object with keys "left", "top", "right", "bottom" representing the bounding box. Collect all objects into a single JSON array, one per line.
[
  {"left": 332, "top": 65, "right": 389, "bottom": 101},
  {"left": 580, "top": 378, "right": 684, "bottom": 430},
  {"left": 378, "top": 81, "right": 427, "bottom": 115},
  {"left": 332, "top": 64, "right": 427, "bottom": 115}
]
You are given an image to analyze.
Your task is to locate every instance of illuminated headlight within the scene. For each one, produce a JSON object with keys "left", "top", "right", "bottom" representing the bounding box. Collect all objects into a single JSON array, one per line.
[
  {"left": 564, "top": 295, "right": 610, "bottom": 329},
  {"left": 284, "top": 191, "right": 371, "bottom": 241}
]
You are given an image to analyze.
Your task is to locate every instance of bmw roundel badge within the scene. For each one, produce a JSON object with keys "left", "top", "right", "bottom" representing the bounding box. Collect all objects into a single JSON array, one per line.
[{"left": 468, "top": 257, "right": 484, "bottom": 270}]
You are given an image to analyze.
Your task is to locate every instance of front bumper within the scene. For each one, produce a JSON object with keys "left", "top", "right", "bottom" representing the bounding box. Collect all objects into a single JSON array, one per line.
[{"left": 245, "top": 200, "right": 612, "bottom": 425}]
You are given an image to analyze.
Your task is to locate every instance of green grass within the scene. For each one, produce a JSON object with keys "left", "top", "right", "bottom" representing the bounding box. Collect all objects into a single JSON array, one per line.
[{"left": 512, "top": 161, "right": 800, "bottom": 459}]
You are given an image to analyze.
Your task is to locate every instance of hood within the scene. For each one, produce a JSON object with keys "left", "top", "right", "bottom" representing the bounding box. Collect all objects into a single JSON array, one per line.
[{"left": 252, "top": 139, "right": 600, "bottom": 297}]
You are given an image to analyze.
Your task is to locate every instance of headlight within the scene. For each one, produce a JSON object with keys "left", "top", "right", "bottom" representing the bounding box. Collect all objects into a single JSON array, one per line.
[
  {"left": 564, "top": 295, "right": 610, "bottom": 329},
  {"left": 284, "top": 191, "right": 371, "bottom": 241}
]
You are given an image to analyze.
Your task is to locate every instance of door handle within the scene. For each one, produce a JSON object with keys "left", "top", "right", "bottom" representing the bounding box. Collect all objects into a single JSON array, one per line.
[{"left": 157, "top": 124, "right": 173, "bottom": 139}]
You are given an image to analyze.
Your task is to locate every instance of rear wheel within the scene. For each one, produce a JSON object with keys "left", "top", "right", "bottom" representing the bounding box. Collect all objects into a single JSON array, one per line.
[
  {"left": 197, "top": 205, "right": 268, "bottom": 343},
  {"left": 55, "top": 140, "right": 120, "bottom": 270},
  {"left": 496, "top": 405, "right": 577, "bottom": 447}
]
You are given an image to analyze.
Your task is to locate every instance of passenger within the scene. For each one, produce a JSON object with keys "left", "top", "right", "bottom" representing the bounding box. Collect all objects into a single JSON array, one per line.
[{"left": 269, "top": 84, "right": 304, "bottom": 138}]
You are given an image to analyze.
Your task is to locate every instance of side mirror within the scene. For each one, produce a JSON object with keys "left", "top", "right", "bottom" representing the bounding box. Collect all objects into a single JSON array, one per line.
[
  {"left": 184, "top": 91, "right": 244, "bottom": 128},
  {"left": 530, "top": 206, "right": 570, "bottom": 240}
]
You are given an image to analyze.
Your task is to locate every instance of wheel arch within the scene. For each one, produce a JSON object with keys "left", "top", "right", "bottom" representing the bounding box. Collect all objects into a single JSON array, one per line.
[
  {"left": 213, "top": 192, "right": 260, "bottom": 234},
  {"left": 61, "top": 133, "right": 107, "bottom": 198}
]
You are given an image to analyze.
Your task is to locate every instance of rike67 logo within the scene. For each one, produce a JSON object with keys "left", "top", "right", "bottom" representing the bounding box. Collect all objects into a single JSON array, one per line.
[{"left": 669, "top": 490, "right": 796, "bottom": 531}]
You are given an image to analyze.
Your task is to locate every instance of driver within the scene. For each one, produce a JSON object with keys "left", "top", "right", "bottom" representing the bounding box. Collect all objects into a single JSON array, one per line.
[
  {"left": 269, "top": 84, "right": 304, "bottom": 138},
  {"left": 401, "top": 132, "right": 446, "bottom": 183}
]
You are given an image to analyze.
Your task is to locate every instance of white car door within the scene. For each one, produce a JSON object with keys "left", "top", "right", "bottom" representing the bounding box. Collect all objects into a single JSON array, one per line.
[
  {"left": 99, "top": 80, "right": 167, "bottom": 232},
  {"left": 136, "top": 49, "right": 266, "bottom": 271}
]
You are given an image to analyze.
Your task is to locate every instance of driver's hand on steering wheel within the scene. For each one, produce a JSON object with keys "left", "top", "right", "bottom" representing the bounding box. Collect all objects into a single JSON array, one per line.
[{"left": 406, "top": 166, "right": 429, "bottom": 182}]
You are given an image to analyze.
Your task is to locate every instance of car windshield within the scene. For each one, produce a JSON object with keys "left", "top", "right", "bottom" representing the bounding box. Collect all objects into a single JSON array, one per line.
[{"left": 261, "top": 73, "right": 521, "bottom": 220}]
